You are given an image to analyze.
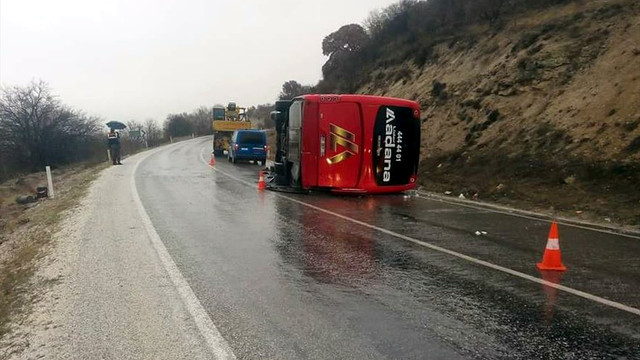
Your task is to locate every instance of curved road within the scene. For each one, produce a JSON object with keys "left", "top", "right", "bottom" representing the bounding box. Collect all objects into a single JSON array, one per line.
[{"left": 130, "top": 137, "right": 640, "bottom": 359}]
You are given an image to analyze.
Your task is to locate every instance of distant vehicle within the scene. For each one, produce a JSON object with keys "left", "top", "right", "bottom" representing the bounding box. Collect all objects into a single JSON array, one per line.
[
  {"left": 266, "top": 94, "right": 421, "bottom": 194},
  {"left": 212, "top": 102, "right": 252, "bottom": 156},
  {"left": 228, "top": 129, "right": 267, "bottom": 165}
]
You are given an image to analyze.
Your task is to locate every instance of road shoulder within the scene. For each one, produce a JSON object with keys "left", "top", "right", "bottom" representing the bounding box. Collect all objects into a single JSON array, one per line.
[{"left": 2, "top": 149, "right": 215, "bottom": 359}]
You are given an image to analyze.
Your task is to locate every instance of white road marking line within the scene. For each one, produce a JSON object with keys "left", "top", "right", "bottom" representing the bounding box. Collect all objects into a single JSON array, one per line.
[
  {"left": 199, "top": 148, "right": 210, "bottom": 167},
  {"left": 133, "top": 146, "right": 236, "bottom": 360},
  {"left": 416, "top": 194, "right": 640, "bottom": 240},
  {"left": 199, "top": 145, "right": 640, "bottom": 317}
]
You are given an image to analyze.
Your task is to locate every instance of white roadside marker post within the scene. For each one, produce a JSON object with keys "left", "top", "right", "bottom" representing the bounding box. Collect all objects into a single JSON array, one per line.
[{"left": 45, "top": 166, "right": 55, "bottom": 199}]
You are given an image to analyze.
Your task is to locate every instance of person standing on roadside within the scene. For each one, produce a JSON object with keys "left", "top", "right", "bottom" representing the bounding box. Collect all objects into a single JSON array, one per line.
[{"left": 107, "top": 128, "right": 122, "bottom": 165}]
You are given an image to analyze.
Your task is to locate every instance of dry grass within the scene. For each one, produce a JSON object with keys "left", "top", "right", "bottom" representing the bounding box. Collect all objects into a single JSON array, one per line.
[{"left": 0, "top": 162, "right": 108, "bottom": 337}]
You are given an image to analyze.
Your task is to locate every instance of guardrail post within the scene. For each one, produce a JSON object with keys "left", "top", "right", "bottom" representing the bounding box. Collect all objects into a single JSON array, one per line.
[{"left": 45, "top": 166, "right": 55, "bottom": 199}]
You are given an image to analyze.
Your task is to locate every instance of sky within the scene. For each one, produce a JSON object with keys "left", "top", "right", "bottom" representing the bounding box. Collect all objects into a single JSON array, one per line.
[{"left": 0, "top": 0, "right": 397, "bottom": 123}]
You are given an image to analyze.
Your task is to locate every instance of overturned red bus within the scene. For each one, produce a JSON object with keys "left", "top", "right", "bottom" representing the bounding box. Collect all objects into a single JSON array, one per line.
[{"left": 267, "top": 94, "right": 421, "bottom": 194}]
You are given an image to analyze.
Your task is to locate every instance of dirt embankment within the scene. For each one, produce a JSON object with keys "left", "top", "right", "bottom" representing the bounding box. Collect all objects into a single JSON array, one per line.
[
  {"left": 359, "top": 0, "right": 640, "bottom": 227},
  {"left": 0, "top": 163, "right": 107, "bottom": 345}
]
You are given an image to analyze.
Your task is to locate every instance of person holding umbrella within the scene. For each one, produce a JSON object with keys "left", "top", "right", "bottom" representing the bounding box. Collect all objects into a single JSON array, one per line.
[{"left": 106, "top": 121, "right": 126, "bottom": 165}]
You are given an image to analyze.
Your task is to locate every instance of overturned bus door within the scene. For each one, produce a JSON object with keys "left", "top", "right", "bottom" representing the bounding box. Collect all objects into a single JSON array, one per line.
[{"left": 317, "top": 102, "right": 363, "bottom": 189}]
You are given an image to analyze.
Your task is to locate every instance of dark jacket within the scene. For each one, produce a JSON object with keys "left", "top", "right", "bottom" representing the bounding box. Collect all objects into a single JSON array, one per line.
[{"left": 107, "top": 131, "right": 120, "bottom": 146}]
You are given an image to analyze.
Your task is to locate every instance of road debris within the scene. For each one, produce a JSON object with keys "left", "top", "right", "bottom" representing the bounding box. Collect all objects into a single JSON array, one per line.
[
  {"left": 15, "top": 195, "right": 37, "bottom": 204},
  {"left": 36, "top": 187, "right": 48, "bottom": 199}
]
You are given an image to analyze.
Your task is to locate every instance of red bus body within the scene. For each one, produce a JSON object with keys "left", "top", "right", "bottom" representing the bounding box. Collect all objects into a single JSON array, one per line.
[{"left": 274, "top": 94, "right": 421, "bottom": 194}]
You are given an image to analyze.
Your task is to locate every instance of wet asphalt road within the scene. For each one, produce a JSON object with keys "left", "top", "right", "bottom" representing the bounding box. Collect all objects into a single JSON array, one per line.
[{"left": 136, "top": 138, "right": 640, "bottom": 359}]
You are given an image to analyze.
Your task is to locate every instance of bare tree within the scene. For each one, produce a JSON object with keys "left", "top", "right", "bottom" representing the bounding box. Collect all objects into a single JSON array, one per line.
[
  {"left": 189, "top": 106, "right": 212, "bottom": 136},
  {"left": 247, "top": 103, "right": 275, "bottom": 128},
  {"left": 0, "top": 80, "right": 99, "bottom": 172},
  {"left": 126, "top": 120, "right": 143, "bottom": 132},
  {"left": 144, "top": 119, "right": 162, "bottom": 146},
  {"left": 163, "top": 113, "right": 192, "bottom": 139},
  {"left": 363, "top": 9, "right": 386, "bottom": 37}
]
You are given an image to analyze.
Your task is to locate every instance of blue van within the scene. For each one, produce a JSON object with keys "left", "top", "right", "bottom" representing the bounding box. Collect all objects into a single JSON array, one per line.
[{"left": 228, "top": 130, "right": 267, "bottom": 165}]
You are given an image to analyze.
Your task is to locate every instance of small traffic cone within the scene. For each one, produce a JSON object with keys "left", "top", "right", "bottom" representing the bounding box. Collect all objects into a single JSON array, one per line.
[
  {"left": 209, "top": 154, "right": 216, "bottom": 166},
  {"left": 257, "top": 171, "right": 266, "bottom": 190},
  {"left": 536, "top": 221, "right": 567, "bottom": 271}
]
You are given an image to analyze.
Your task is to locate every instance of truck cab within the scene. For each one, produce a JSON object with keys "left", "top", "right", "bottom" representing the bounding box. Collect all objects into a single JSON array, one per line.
[
  {"left": 212, "top": 102, "right": 252, "bottom": 156},
  {"left": 270, "top": 95, "right": 421, "bottom": 194}
]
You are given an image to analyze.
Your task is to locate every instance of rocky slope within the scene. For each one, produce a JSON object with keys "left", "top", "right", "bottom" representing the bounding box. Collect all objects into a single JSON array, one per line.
[{"left": 359, "top": 0, "right": 640, "bottom": 225}]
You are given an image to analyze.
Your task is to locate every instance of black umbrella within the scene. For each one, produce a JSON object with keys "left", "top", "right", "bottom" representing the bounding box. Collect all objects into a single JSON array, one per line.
[{"left": 106, "top": 121, "right": 127, "bottom": 130}]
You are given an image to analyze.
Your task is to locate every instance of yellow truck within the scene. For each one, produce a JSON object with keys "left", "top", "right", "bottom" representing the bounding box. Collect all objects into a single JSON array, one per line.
[{"left": 212, "top": 102, "right": 252, "bottom": 156}]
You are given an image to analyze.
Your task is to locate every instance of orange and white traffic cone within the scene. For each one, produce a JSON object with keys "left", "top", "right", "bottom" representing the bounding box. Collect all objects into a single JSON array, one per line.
[
  {"left": 536, "top": 221, "right": 567, "bottom": 271},
  {"left": 209, "top": 154, "right": 216, "bottom": 166},
  {"left": 257, "top": 171, "right": 266, "bottom": 190}
]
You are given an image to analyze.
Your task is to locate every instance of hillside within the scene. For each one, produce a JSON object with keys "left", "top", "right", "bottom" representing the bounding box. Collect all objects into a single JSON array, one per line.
[{"left": 353, "top": 0, "right": 640, "bottom": 226}]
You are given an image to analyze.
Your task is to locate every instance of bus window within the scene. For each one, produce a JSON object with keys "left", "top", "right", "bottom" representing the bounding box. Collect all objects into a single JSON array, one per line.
[
  {"left": 372, "top": 106, "right": 420, "bottom": 186},
  {"left": 288, "top": 100, "right": 302, "bottom": 162},
  {"left": 288, "top": 100, "right": 303, "bottom": 184}
]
